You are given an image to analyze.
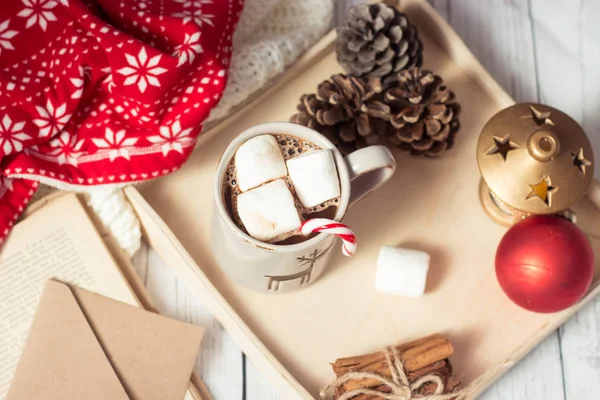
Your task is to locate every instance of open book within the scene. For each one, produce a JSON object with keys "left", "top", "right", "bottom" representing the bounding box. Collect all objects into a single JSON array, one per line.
[{"left": 0, "top": 193, "right": 200, "bottom": 400}]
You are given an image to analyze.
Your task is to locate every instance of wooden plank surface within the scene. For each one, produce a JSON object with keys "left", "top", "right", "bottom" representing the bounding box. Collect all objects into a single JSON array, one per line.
[
  {"left": 135, "top": 0, "right": 600, "bottom": 398},
  {"left": 134, "top": 242, "right": 244, "bottom": 400}
]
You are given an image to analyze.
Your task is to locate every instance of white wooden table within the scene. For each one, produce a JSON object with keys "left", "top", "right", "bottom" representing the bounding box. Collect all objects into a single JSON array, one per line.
[{"left": 133, "top": 1, "right": 600, "bottom": 398}]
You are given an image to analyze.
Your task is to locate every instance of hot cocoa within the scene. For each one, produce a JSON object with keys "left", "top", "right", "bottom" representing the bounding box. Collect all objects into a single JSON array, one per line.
[{"left": 222, "top": 134, "right": 341, "bottom": 245}]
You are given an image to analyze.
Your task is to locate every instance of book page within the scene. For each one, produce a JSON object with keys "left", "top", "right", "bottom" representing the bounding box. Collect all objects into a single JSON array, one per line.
[{"left": 0, "top": 194, "right": 137, "bottom": 398}]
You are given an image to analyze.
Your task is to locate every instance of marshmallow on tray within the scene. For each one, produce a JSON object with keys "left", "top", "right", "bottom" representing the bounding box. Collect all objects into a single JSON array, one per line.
[
  {"left": 237, "top": 179, "right": 302, "bottom": 242},
  {"left": 286, "top": 149, "right": 340, "bottom": 208},
  {"left": 375, "top": 246, "right": 430, "bottom": 297},
  {"left": 235, "top": 135, "right": 287, "bottom": 192}
]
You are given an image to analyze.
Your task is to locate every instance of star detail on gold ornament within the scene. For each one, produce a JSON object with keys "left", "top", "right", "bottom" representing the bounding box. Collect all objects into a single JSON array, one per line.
[
  {"left": 526, "top": 175, "right": 558, "bottom": 207},
  {"left": 571, "top": 148, "right": 591, "bottom": 175},
  {"left": 521, "top": 105, "right": 555, "bottom": 126},
  {"left": 485, "top": 134, "right": 519, "bottom": 161}
]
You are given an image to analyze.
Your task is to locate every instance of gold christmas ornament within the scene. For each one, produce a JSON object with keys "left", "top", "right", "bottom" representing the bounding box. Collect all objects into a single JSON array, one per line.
[{"left": 477, "top": 103, "right": 594, "bottom": 225}]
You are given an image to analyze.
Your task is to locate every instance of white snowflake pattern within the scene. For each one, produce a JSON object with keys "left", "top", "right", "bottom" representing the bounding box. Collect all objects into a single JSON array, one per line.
[
  {"left": 0, "top": 114, "right": 30, "bottom": 155},
  {"left": 147, "top": 120, "right": 194, "bottom": 156},
  {"left": 173, "top": 0, "right": 214, "bottom": 27},
  {"left": 33, "top": 99, "right": 71, "bottom": 138},
  {"left": 173, "top": 32, "right": 203, "bottom": 66},
  {"left": 0, "top": 20, "right": 18, "bottom": 55},
  {"left": 70, "top": 66, "right": 84, "bottom": 99},
  {"left": 92, "top": 127, "right": 138, "bottom": 161},
  {"left": 17, "top": 0, "right": 58, "bottom": 32},
  {"left": 48, "top": 131, "right": 84, "bottom": 165},
  {"left": 100, "top": 66, "right": 116, "bottom": 93},
  {"left": 117, "top": 48, "right": 167, "bottom": 93}
]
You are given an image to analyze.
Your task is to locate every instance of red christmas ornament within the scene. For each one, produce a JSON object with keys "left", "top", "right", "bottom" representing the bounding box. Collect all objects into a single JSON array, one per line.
[{"left": 495, "top": 215, "right": 594, "bottom": 313}]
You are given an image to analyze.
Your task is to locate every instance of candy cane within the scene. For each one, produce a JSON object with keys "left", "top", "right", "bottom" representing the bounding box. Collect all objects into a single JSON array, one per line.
[{"left": 301, "top": 218, "right": 357, "bottom": 257}]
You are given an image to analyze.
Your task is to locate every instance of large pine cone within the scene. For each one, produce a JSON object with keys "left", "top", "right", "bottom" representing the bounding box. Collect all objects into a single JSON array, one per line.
[
  {"left": 385, "top": 68, "right": 460, "bottom": 157},
  {"left": 336, "top": 3, "right": 423, "bottom": 82},
  {"left": 290, "top": 74, "right": 391, "bottom": 156}
]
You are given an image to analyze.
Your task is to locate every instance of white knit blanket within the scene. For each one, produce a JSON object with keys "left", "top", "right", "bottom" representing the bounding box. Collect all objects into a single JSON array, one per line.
[{"left": 208, "top": 0, "right": 334, "bottom": 122}]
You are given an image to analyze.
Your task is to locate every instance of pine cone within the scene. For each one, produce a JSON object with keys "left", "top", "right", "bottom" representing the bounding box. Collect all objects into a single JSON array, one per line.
[
  {"left": 336, "top": 3, "right": 423, "bottom": 82},
  {"left": 385, "top": 68, "right": 460, "bottom": 157},
  {"left": 290, "top": 74, "right": 391, "bottom": 156}
]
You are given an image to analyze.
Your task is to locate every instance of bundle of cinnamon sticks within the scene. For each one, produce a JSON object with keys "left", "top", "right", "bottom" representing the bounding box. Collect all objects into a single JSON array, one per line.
[{"left": 330, "top": 334, "right": 461, "bottom": 399}]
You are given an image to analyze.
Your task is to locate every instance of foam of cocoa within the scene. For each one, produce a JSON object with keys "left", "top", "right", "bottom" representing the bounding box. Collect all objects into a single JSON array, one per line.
[{"left": 222, "top": 134, "right": 341, "bottom": 244}]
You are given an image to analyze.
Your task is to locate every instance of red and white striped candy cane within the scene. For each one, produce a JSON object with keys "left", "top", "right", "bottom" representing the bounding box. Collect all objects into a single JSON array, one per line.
[{"left": 301, "top": 218, "right": 357, "bottom": 257}]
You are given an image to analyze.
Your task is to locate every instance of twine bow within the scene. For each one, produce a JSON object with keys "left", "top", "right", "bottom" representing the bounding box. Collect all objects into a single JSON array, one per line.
[{"left": 320, "top": 347, "right": 468, "bottom": 400}]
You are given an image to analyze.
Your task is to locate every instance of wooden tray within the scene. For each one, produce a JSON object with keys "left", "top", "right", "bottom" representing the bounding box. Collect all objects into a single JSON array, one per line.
[{"left": 137, "top": 0, "right": 600, "bottom": 398}]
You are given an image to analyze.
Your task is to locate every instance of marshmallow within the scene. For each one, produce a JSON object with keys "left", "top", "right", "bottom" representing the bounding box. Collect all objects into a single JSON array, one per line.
[
  {"left": 235, "top": 135, "right": 287, "bottom": 192},
  {"left": 375, "top": 246, "right": 430, "bottom": 297},
  {"left": 237, "top": 179, "right": 302, "bottom": 242},
  {"left": 286, "top": 149, "right": 340, "bottom": 208}
]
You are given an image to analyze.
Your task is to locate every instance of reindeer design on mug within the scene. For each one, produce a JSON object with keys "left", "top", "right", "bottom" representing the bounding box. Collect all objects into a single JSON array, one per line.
[{"left": 264, "top": 245, "right": 332, "bottom": 292}]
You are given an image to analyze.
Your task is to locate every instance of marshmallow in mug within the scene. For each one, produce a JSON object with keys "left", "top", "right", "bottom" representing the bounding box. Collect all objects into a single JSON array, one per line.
[
  {"left": 237, "top": 179, "right": 302, "bottom": 242},
  {"left": 287, "top": 149, "right": 341, "bottom": 208},
  {"left": 375, "top": 246, "right": 430, "bottom": 297},
  {"left": 235, "top": 135, "right": 287, "bottom": 192}
]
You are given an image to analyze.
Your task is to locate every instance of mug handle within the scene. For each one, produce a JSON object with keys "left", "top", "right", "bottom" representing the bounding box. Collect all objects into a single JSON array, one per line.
[{"left": 344, "top": 145, "right": 396, "bottom": 207}]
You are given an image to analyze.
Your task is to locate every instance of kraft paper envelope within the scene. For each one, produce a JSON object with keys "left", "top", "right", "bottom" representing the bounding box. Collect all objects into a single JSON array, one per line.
[{"left": 7, "top": 280, "right": 204, "bottom": 400}]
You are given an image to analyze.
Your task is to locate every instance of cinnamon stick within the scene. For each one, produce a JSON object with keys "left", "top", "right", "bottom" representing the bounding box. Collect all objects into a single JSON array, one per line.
[
  {"left": 333, "top": 334, "right": 447, "bottom": 374},
  {"left": 407, "top": 359, "right": 448, "bottom": 381},
  {"left": 341, "top": 375, "right": 459, "bottom": 400},
  {"left": 349, "top": 362, "right": 453, "bottom": 400},
  {"left": 342, "top": 363, "right": 454, "bottom": 400},
  {"left": 420, "top": 374, "right": 462, "bottom": 400},
  {"left": 414, "top": 367, "right": 450, "bottom": 395},
  {"left": 445, "top": 375, "right": 462, "bottom": 392},
  {"left": 331, "top": 334, "right": 454, "bottom": 392},
  {"left": 340, "top": 373, "right": 462, "bottom": 400}
]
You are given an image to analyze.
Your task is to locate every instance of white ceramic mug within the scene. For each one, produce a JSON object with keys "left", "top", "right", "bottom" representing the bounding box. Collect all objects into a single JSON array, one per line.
[{"left": 211, "top": 122, "right": 395, "bottom": 293}]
